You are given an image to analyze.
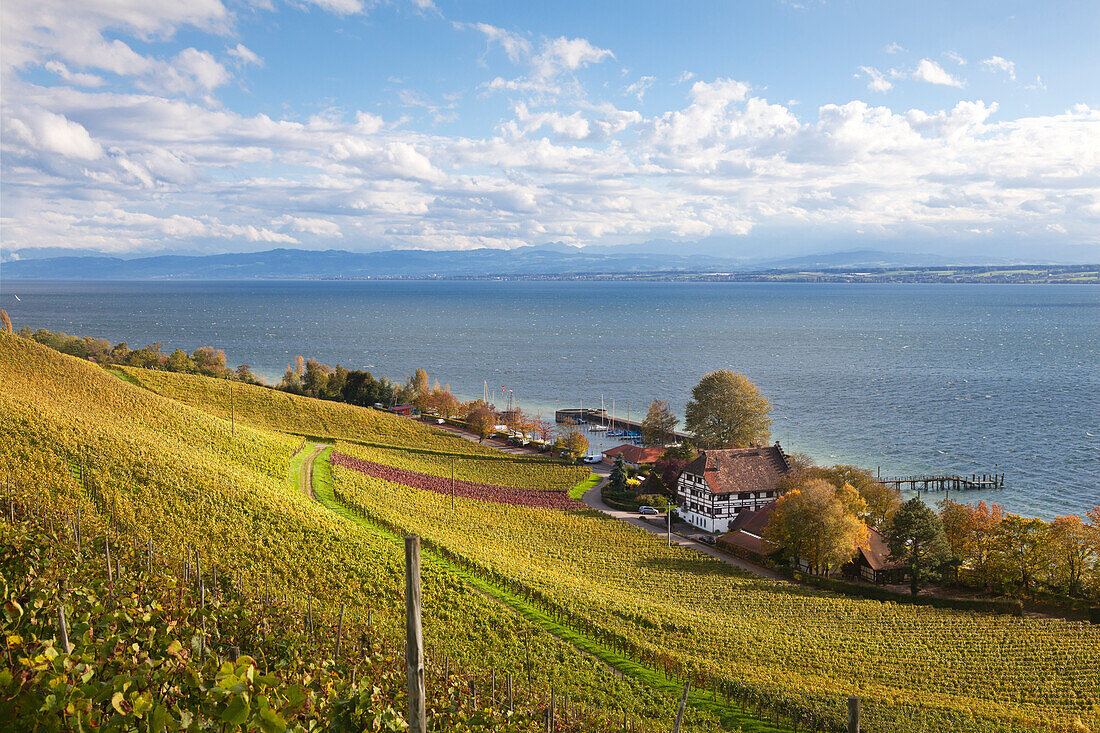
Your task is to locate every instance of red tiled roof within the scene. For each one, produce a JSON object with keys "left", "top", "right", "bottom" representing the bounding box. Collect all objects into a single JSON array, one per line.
[
  {"left": 717, "top": 529, "right": 771, "bottom": 557},
  {"left": 602, "top": 444, "right": 665, "bottom": 464},
  {"left": 683, "top": 446, "right": 791, "bottom": 495},
  {"left": 728, "top": 502, "right": 776, "bottom": 536},
  {"left": 859, "top": 526, "right": 903, "bottom": 572}
]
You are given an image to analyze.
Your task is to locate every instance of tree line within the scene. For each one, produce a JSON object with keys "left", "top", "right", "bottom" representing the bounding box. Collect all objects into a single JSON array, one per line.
[
  {"left": 14, "top": 327, "right": 261, "bottom": 382},
  {"left": 762, "top": 460, "right": 1100, "bottom": 602}
]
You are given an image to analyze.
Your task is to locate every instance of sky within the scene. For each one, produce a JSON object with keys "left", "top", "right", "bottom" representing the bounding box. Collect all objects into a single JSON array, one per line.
[{"left": 1, "top": 0, "right": 1099, "bottom": 259}]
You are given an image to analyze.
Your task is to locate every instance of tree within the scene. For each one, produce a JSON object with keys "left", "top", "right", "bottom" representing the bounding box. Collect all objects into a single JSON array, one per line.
[
  {"left": 991, "top": 515, "right": 1050, "bottom": 593},
  {"left": 764, "top": 479, "right": 867, "bottom": 576},
  {"left": 684, "top": 370, "right": 772, "bottom": 449},
  {"left": 423, "top": 388, "right": 461, "bottom": 419},
  {"left": 467, "top": 406, "right": 497, "bottom": 443},
  {"left": 800, "top": 465, "right": 900, "bottom": 528},
  {"left": 554, "top": 426, "right": 589, "bottom": 462},
  {"left": 609, "top": 455, "right": 629, "bottom": 493},
  {"left": 236, "top": 364, "right": 262, "bottom": 385},
  {"left": 641, "top": 399, "right": 677, "bottom": 446},
  {"left": 165, "top": 349, "right": 193, "bottom": 373},
  {"left": 0, "top": 310, "right": 11, "bottom": 334},
  {"left": 408, "top": 368, "right": 430, "bottom": 408},
  {"left": 532, "top": 418, "right": 555, "bottom": 443},
  {"left": 500, "top": 408, "right": 529, "bottom": 435},
  {"left": 1047, "top": 515, "right": 1099, "bottom": 597},
  {"left": 885, "top": 498, "right": 953, "bottom": 595}
]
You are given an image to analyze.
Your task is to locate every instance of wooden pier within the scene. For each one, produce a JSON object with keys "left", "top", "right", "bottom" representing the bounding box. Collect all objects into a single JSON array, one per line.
[{"left": 879, "top": 474, "right": 1005, "bottom": 493}]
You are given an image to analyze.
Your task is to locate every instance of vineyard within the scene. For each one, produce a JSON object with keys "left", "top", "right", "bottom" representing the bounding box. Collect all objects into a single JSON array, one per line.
[
  {"left": 334, "top": 442, "right": 589, "bottom": 493},
  {"left": 332, "top": 449, "right": 587, "bottom": 510},
  {"left": 6, "top": 333, "right": 1099, "bottom": 733},
  {"left": 330, "top": 461, "right": 1100, "bottom": 733},
  {"left": 0, "top": 334, "right": 733, "bottom": 732},
  {"left": 119, "top": 365, "right": 524, "bottom": 458}
]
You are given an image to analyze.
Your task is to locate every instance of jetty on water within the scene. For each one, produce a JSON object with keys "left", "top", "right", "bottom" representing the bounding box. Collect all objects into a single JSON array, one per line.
[
  {"left": 879, "top": 474, "right": 1005, "bottom": 492},
  {"left": 554, "top": 407, "right": 692, "bottom": 440}
]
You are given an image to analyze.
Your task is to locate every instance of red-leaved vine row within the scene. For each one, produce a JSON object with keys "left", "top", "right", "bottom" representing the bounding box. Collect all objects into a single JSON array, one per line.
[{"left": 331, "top": 452, "right": 587, "bottom": 511}]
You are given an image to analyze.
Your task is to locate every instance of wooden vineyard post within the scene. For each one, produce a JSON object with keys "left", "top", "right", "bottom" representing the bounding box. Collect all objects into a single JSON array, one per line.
[
  {"left": 507, "top": 672, "right": 514, "bottom": 713},
  {"left": 848, "top": 696, "right": 860, "bottom": 733},
  {"left": 405, "top": 536, "right": 426, "bottom": 733},
  {"left": 672, "top": 680, "right": 690, "bottom": 733},
  {"left": 335, "top": 603, "right": 345, "bottom": 661},
  {"left": 57, "top": 606, "right": 72, "bottom": 655}
]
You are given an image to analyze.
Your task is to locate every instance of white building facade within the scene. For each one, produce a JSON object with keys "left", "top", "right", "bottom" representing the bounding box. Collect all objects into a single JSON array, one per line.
[{"left": 676, "top": 445, "right": 791, "bottom": 533}]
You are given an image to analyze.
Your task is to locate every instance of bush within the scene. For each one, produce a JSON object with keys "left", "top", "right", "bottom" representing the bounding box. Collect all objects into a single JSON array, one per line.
[
  {"left": 637, "top": 493, "right": 671, "bottom": 510},
  {"left": 782, "top": 569, "right": 1025, "bottom": 617}
]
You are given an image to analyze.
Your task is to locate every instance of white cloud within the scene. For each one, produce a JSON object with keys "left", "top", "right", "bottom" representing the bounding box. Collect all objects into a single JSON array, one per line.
[
  {"left": 676, "top": 71, "right": 695, "bottom": 84},
  {"left": 276, "top": 215, "right": 343, "bottom": 237},
  {"left": 624, "top": 76, "right": 655, "bottom": 101},
  {"left": 302, "top": 0, "right": 365, "bottom": 15},
  {"left": 228, "top": 44, "right": 263, "bottom": 68},
  {"left": 171, "top": 48, "right": 230, "bottom": 91},
  {"left": 885, "top": 42, "right": 906, "bottom": 54},
  {"left": 858, "top": 66, "right": 893, "bottom": 93},
  {"left": 981, "top": 56, "right": 1016, "bottom": 80},
  {"left": 5, "top": 107, "right": 104, "bottom": 160},
  {"left": 478, "top": 34, "right": 614, "bottom": 101},
  {"left": 1025, "top": 75, "right": 1047, "bottom": 92},
  {"left": 44, "top": 61, "right": 105, "bottom": 87},
  {"left": 1, "top": 0, "right": 230, "bottom": 73},
  {"left": 2, "top": 4, "right": 1099, "bottom": 257},
  {"left": 913, "top": 59, "right": 965, "bottom": 87},
  {"left": 531, "top": 37, "right": 614, "bottom": 81},
  {"left": 460, "top": 22, "right": 532, "bottom": 63},
  {"left": 944, "top": 51, "right": 966, "bottom": 66}
]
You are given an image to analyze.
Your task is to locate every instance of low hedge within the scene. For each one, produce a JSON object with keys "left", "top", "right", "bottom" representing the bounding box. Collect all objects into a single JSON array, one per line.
[{"left": 782, "top": 569, "right": 1025, "bottom": 617}]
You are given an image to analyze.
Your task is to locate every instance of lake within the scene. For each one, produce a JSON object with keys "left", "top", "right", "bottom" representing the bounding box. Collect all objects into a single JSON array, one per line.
[{"left": 3, "top": 279, "right": 1098, "bottom": 519}]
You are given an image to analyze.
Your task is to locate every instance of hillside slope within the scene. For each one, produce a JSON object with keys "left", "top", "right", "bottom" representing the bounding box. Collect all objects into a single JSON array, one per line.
[{"left": 0, "top": 334, "right": 727, "bottom": 732}]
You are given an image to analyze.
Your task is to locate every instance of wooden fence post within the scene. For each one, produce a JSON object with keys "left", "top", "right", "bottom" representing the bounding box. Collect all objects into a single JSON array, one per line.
[
  {"left": 57, "top": 606, "right": 72, "bottom": 655},
  {"left": 335, "top": 603, "right": 345, "bottom": 660},
  {"left": 405, "top": 536, "right": 426, "bottom": 733},
  {"left": 848, "top": 696, "right": 860, "bottom": 733},
  {"left": 672, "top": 680, "right": 690, "bottom": 733}
]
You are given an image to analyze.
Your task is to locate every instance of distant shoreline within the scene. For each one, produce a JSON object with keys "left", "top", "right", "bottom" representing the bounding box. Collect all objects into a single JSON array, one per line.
[{"left": 5, "top": 265, "right": 1099, "bottom": 285}]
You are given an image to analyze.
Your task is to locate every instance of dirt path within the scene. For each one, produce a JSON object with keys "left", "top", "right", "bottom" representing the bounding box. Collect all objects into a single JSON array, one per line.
[{"left": 299, "top": 443, "right": 328, "bottom": 499}]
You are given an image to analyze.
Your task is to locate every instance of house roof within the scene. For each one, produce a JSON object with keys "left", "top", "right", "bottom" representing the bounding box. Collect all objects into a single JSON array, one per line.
[
  {"left": 728, "top": 502, "right": 776, "bottom": 537},
  {"left": 717, "top": 530, "right": 767, "bottom": 556},
  {"left": 602, "top": 444, "right": 665, "bottom": 464},
  {"left": 859, "top": 526, "right": 903, "bottom": 572},
  {"left": 682, "top": 445, "right": 791, "bottom": 495}
]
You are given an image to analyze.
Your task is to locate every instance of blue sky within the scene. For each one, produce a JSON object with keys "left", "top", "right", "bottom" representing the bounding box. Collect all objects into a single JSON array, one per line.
[{"left": 2, "top": 0, "right": 1098, "bottom": 258}]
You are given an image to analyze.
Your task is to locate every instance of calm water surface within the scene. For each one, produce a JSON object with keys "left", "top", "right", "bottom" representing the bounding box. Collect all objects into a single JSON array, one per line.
[{"left": 3, "top": 280, "right": 1098, "bottom": 518}]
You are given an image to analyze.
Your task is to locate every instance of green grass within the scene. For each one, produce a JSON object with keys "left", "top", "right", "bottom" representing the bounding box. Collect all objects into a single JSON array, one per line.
[
  {"left": 103, "top": 366, "right": 141, "bottom": 386},
  {"left": 569, "top": 473, "right": 602, "bottom": 500},
  {"left": 308, "top": 449, "right": 786, "bottom": 733}
]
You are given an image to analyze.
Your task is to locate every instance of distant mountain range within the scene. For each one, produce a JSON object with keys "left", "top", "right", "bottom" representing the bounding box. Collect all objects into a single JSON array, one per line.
[{"left": 3, "top": 244, "right": 1072, "bottom": 281}]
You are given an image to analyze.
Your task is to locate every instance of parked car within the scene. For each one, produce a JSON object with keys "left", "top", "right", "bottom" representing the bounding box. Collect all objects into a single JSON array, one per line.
[
  {"left": 638, "top": 506, "right": 660, "bottom": 516},
  {"left": 582, "top": 455, "right": 602, "bottom": 463},
  {"left": 436, "top": 418, "right": 446, "bottom": 424},
  {"left": 699, "top": 535, "right": 716, "bottom": 546}
]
